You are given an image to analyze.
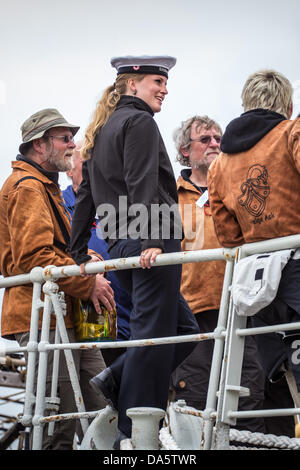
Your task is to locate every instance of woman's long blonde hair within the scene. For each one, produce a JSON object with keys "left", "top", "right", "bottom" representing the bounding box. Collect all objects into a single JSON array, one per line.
[{"left": 81, "top": 73, "right": 146, "bottom": 160}]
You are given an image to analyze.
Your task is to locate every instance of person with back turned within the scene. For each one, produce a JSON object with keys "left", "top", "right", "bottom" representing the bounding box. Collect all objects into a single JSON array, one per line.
[{"left": 208, "top": 70, "right": 300, "bottom": 433}]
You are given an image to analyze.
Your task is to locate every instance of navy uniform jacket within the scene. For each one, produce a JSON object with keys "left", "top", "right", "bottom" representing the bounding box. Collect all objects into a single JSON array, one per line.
[
  {"left": 70, "top": 95, "right": 182, "bottom": 265},
  {"left": 63, "top": 184, "right": 131, "bottom": 341}
]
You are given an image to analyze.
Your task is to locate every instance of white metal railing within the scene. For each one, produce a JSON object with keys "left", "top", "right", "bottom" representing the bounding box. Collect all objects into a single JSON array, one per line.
[
  {"left": 213, "top": 234, "right": 300, "bottom": 450},
  {"left": 1, "top": 234, "right": 300, "bottom": 450}
]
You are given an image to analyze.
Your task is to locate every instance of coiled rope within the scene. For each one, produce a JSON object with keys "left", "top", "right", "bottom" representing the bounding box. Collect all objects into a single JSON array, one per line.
[{"left": 159, "top": 426, "right": 300, "bottom": 450}]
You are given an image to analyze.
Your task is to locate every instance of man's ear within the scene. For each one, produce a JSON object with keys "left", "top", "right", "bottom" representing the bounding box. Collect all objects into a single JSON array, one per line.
[
  {"left": 180, "top": 146, "right": 190, "bottom": 158},
  {"left": 32, "top": 138, "right": 45, "bottom": 153}
]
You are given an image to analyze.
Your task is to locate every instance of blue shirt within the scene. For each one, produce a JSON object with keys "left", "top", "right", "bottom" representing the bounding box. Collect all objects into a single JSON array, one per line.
[{"left": 63, "top": 185, "right": 131, "bottom": 340}]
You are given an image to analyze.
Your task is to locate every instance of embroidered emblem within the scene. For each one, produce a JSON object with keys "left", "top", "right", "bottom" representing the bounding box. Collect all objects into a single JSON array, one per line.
[
  {"left": 238, "top": 164, "right": 270, "bottom": 217},
  {"left": 133, "top": 66, "right": 140, "bottom": 71}
]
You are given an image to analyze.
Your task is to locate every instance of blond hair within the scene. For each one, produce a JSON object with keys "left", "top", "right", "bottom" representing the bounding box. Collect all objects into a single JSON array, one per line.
[
  {"left": 242, "top": 69, "right": 293, "bottom": 118},
  {"left": 81, "top": 73, "right": 146, "bottom": 160}
]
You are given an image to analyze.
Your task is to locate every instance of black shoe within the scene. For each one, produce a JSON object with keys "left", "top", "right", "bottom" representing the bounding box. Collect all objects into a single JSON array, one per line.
[{"left": 90, "top": 367, "right": 119, "bottom": 410}]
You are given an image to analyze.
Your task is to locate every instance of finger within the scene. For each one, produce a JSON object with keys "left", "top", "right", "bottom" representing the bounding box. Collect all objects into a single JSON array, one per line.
[
  {"left": 101, "top": 293, "right": 116, "bottom": 312},
  {"left": 144, "top": 251, "right": 155, "bottom": 269},
  {"left": 100, "top": 278, "right": 114, "bottom": 296},
  {"left": 80, "top": 263, "right": 86, "bottom": 276},
  {"left": 104, "top": 285, "right": 115, "bottom": 298},
  {"left": 150, "top": 250, "right": 160, "bottom": 264},
  {"left": 92, "top": 298, "right": 101, "bottom": 315},
  {"left": 140, "top": 252, "right": 147, "bottom": 268}
]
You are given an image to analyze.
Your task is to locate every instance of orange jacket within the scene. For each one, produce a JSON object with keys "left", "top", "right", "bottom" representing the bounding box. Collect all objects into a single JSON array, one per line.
[
  {"left": 177, "top": 174, "right": 225, "bottom": 314},
  {"left": 208, "top": 119, "right": 300, "bottom": 247},
  {"left": 0, "top": 160, "right": 96, "bottom": 337}
]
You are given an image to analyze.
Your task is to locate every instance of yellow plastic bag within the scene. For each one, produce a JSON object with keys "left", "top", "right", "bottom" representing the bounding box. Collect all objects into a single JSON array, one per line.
[{"left": 73, "top": 299, "right": 117, "bottom": 342}]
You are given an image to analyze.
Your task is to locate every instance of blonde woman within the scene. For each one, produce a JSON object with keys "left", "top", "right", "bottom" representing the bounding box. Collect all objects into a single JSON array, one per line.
[{"left": 70, "top": 56, "right": 199, "bottom": 447}]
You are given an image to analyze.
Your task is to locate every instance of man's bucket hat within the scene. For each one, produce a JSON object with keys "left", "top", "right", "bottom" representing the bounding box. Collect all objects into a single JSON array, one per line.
[{"left": 19, "top": 108, "right": 80, "bottom": 154}]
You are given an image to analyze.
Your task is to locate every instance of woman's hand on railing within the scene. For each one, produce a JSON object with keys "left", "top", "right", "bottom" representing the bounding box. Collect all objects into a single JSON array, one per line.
[
  {"left": 139, "top": 248, "right": 162, "bottom": 269},
  {"left": 90, "top": 273, "right": 116, "bottom": 314}
]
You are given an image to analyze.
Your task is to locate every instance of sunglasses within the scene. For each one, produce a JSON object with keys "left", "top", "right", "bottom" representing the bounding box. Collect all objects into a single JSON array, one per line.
[
  {"left": 47, "top": 135, "right": 75, "bottom": 144},
  {"left": 190, "top": 135, "right": 221, "bottom": 145}
]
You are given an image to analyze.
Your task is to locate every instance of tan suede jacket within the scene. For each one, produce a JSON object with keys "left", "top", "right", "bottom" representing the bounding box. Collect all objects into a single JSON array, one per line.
[
  {"left": 0, "top": 160, "right": 96, "bottom": 337},
  {"left": 177, "top": 175, "right": 225, "bottom": 314},
  {"left": 208, "top": 119, "right": 300, "bottom": 247}
]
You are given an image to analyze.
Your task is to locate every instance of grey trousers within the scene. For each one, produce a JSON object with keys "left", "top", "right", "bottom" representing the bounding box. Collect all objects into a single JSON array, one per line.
[{"left": 15, "top": 328, "right": 107, "bottom": 450}]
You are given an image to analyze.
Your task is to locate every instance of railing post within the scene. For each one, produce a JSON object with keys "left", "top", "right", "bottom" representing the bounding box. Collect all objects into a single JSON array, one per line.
[
  {"left": 214, "top": 422, "right": 230, "bottom": 450},
  {"left": 219, "top": 308, "right": 248, "bottom": 428},
  {"left": 203, "top": 258, "right": 234, "bottom": 450},
  {"left": 20, "top": 267, "right": 44, "bottom": 430},
  {"left": 49, "top": 290, "right": 89, "bottom": 434},
  {"left": 32, "top": 282, "right": 54, "bottom": 450},
  {"left": 47, "top": 323, "right": 61, "bottom": 437}
]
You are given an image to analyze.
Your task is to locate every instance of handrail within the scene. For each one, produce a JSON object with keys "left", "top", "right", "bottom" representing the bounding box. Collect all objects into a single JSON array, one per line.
[
  {"left": 0, "top": 247, "right": 235, "bottom": 288},
  {"left": 2, "top": 232, "right": 300, "bottom": 287},
  {"left": 1, "top": 233, "right": 300, "bottom": 450}
]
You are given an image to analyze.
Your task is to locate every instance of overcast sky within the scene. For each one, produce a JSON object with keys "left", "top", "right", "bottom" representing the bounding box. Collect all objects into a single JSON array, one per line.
[
  {"left": 0, "top": 0, "right": 300, "bottom": 344},
  {"left": 0, "top": 0, "right": 300, "bottom": 190}
]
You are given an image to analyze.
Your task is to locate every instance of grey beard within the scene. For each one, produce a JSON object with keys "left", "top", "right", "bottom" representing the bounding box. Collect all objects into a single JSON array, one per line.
[{"left": 48, "top": 153, "right": 72, "bottom": 172}]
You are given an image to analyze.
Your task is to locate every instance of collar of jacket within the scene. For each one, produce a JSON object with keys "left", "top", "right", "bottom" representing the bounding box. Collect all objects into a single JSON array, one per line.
[
  {"left": 220, "top": 108, "right": 286, "bottom": 154},
  {"left": 12, "top": 159, "right": 60, "bottom": 187},
  {"left": 177, "top": 169, "right": 207, "bottom": 194},
  {"left": 16, "top": 153, "right": 59, "bottom": 186},
  {"left": 116, "top": 95, "right": 154, "bottom": 116}
]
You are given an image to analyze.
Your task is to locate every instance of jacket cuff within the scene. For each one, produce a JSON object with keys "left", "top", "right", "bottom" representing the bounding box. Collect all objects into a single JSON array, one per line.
[
  {"left": 73, "top": 253, "right": 91, "bottom": 266},
  {"left": 87, "top": 249, "right": 104, "bottom": 261},
  {"left": 141, "top": 239, "right": 165, "bottom": 252}
]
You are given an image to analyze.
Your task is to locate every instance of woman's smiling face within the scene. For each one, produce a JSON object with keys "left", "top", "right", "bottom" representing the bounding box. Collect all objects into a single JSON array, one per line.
[{"left": 132, "top": 74, "right": 168, "bottom": 113}]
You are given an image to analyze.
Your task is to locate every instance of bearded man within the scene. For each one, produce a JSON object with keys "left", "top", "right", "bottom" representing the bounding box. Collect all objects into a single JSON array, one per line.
[{"left": 0, "top": 108, "right": 115, "bottom": 449}]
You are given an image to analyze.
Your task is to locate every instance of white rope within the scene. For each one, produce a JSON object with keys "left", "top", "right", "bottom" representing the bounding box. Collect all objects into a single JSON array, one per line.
[
  {"left": 159, "top": 427, "right": 181, "bottom": 450},
  {"left": 229, "top": 445, "right": 278, "bottom": 450},
  {"left": 159, "top": 425, "right": 300, "bottom": 451},
  {"left": 229, "top": 429, "right": 300, "bottom": 450}
]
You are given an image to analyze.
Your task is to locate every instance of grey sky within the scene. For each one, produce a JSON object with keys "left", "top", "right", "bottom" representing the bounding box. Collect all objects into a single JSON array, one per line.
[{"left": 0, "top": 0, "right": 299, "bottom": 190}]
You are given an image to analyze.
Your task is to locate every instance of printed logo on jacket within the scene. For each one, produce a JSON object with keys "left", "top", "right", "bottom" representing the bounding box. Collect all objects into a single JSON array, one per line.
[{"left": 238, "top": 164, "right": 274, "bottom": 224}]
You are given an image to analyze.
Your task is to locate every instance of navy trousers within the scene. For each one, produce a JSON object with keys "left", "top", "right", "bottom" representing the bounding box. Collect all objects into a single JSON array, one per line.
[{"left": 109, "top": 238, "right": 200, "bottom": 437}]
